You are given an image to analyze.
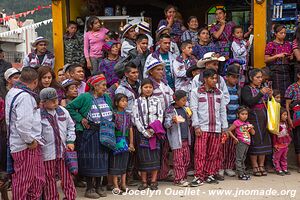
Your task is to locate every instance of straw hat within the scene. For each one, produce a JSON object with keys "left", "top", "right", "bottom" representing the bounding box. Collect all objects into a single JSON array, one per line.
[
  {"left": 138, "top": 21, "right": 151, "bottom": 33},
  {"left": 121, "top": 24, "right": 137, "bottom": 38},
  {"left": 145, "top": 57, "right": 166, "bottom": 74},
  {"left": 32, "top": 36, "right": 49, "bottom": 47}
]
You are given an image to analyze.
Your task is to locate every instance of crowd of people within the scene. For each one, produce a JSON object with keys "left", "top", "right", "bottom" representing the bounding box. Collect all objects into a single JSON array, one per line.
[{"left": 1, "top": 4, "right": 300, "bottom": 200}]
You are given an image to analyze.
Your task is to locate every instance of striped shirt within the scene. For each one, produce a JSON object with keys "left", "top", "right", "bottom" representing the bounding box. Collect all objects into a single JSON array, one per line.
[
  {"left": 132, "top": 96, "right": 164, "bottom": 138},
  {"left": 227, "top": 85, "right": 239, "bottom": 125},
  {"left": 87, "top": 96, "right": 113, "bottom": 123},
  {"left": 181, "top": 29, "right": 199, "bottom": 44}
]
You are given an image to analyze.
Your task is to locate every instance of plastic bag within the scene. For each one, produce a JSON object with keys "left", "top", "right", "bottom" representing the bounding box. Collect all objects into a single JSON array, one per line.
[{"left": 267, "top": 97, "right": 280, "bottom": 134}]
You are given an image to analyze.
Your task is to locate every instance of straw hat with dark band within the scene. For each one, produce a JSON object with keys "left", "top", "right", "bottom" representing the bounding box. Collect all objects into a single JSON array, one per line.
[
  {"left": 32, "top": 36, "right": 49, "bottom": 47},
  {"left": 122, "top": 24, "right": 137, "bottom": 38}
]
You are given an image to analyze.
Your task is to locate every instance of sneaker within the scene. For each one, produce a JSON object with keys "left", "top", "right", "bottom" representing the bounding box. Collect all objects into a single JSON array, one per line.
[
  {"left": 214, "top": 174, "right": 224, "bottom": 181},
  {"left": 218, "top": 169, "right": 225, "bottom": 177},
  {"left": 238, "top": 174, "right": 250, "bottom": 181},
  {"left": 175, "top": 180, "right": 189, "bottom": 187},
  {"left": 276, "top": 171, "right": 285, "bottom": 176},
  {"left": 283, "top": 170, "right": 291, "bottom": 175},
  {"left": 85, "top": 188, "right": 100, "bottom": 199},
  {"left": 187, "top": 170, "right": 194, "bottom": 176},
  {"left": 190, "top": 177, "right": 204, "bottom": 187},
  {"left": 206, "top": 175, "right": 219, "bottom": 184},
  {"left": 225, "top": 169, "right": 236, "bottom": 177}
]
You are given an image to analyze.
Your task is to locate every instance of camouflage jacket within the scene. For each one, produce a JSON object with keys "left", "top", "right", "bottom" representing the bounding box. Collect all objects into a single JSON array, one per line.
[{"left": 64, "top": 33, "right": 85, "bottom": 64}]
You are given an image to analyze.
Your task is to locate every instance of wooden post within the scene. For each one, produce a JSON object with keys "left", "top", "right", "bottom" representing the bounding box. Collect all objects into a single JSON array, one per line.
[
  {"left": 52, "top": 0, "right": 66, "bottom": 73},
  {"left": 253, "top": 0, "right": 267, "bottom": 68}
]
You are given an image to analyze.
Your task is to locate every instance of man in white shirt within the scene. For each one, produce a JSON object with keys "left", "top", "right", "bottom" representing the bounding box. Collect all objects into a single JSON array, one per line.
[{"left": 5, "top": 67, "right": 45, "bottom": 200}]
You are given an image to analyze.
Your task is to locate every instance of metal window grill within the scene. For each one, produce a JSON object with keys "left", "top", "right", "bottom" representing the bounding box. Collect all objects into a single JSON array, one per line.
[{"left": 3, "top": 51, "right": 24, "bottom": 63}]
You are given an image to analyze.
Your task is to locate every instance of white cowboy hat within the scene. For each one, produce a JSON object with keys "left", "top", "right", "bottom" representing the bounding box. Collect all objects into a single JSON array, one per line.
[{"left": 196, "top": 52, "right": 225, "bottom": 68}]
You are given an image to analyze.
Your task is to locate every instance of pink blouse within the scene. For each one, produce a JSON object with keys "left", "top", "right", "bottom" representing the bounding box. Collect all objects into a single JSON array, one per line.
[{"left": 84, "top": 28, "right": 109, "bottom": 58}]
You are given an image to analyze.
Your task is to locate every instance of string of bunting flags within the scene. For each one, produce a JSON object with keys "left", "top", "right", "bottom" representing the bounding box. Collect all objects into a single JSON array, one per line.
[
  {"left": 0, "top": 4, "right": 52, "bottom": 23},
  {"left": 0, "top": 19, "right": 53, "bottom": 38}
]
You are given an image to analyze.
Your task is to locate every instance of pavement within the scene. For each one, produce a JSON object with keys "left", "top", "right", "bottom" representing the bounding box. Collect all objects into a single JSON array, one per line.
[
  {"left": 5, "top": 170, "right": 300, "bottom": 199},
  {"left": 70, "top": 170, "right": 300, "bottom": 200}
]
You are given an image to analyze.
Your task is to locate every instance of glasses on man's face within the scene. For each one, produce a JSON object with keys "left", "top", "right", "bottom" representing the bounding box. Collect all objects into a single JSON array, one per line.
[{"left": 38, "top": 43, "right": 47, "bottom": 46}]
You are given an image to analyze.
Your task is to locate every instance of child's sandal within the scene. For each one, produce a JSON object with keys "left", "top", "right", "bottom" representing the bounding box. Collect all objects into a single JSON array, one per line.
[
  {"left": 138, "top": 182, "right": 148, "bottom": 191},
  {"left": 149, "top": 182, "right": 158, "bottom": 190},
  {"left": 252, "top": 167, "right": 262, "bottom": 176},
  {"left": 259, "top": 166, "right": 268, "bottom": 176}
]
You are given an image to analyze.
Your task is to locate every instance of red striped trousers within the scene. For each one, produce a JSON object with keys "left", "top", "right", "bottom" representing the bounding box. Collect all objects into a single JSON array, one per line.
[
  {"left": 11, "top": 147, "right": 45, "bottom": 200},
  {"left": 194, "top": 132, "right": 221, "bottom": 180},
  {"left": 172, "top": 140, "right": 190, "bottom": 183},
  {"left": 217, "top": 137, "right": 236, "bottom": 170},
  {"left": 43, "top": 158, "right": 76, "bottom": 200}
]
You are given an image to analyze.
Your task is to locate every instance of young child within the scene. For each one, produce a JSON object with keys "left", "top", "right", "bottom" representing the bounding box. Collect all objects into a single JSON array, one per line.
[
  {"left": 61, "top": 79, "right": 80, "bottom": 105},
  {"left": 84, "top": 16, "right": 109, "bottom": 73},
  {"left": 98, "top": 40, "right": 120, "bottom": 87},
  {"left": 173, "top": 40, "right": 197, "bottom": 92},
  {"left": 231, "top": 26, "right": 250, "bottom": 87},
  {"left": 190, "top": 69, "right": 228, "bottom": 186},
  {"left": 57, "top": 68, "right": 66, "bottom": 84},
  {"left": 132, "top": 78, "right": 164, "bottom": 191},
  {"left": 217, "top": 65, "right": 241, "bottom": 180},
  {"left": 272, "top": 108, "right": 292, "bottom": 176},
  {"left": 64, "top": 21, "right": 85, "bottom": 65},
  {"left": 109, "top": 93, "right": 135, "bottom": 194},
  {"left": 39, "top": 87, "right": 77, "bottom": 199},
  {"left": 164, "top": 90, "right": 192, "bottom": 187},
  {"left": 227, "top": 106, "right": 255, "bottom": 181},
  {"left": 273, "top": 89, "right": 281, "bottom": 104}
]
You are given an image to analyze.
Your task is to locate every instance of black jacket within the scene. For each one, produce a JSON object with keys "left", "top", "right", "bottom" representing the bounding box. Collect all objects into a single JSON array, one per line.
[
  {"left": 128, "top": 48, "right": 150, "bottom": 80},
  {"left": 0, "top": 59, "right": 12, "bottom": 94}
]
